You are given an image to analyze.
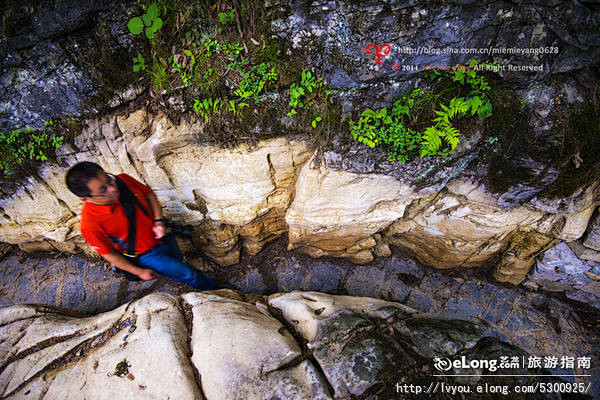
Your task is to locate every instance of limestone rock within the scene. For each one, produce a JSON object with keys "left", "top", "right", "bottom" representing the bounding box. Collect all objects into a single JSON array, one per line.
[
  {"left": 0, "top": 105, "right": 597, "bottom": 282},
  {"left": 182, "top": 291, "right": 331, "bottom": 400},
  {"left": 1, "top": 290, "right": 582, "bottom": 399},
  {"left": 286, "top": 159, "right": 418, "bottom": 263},
  {"left": 268, "top": 292, "right": 418, "bottom": 398},
  {"left": 286, "top": 164, "right": 597, "bottom": 283},
  {"left": 391, "top": 316, "right": 482, "bottom": 359},
  {"left": 0, "top": 293, "right": 203, "bottom": 399},
  {"left": 268, "top": 291, "right": 552, "bottom": 398},
  {"left": 0, "top": 110, "right": 311, "bottom": 267}
]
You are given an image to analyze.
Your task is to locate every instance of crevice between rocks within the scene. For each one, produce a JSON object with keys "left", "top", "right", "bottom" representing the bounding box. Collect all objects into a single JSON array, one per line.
[
  {"left": 179, "top": 297, "right": 207, "bottom": 400},
  {"left": 267, "top": 303, "right": 336, "bottom": 397},
  {"left": 2, "top": 310, "right": 129, "bottom": 398}
]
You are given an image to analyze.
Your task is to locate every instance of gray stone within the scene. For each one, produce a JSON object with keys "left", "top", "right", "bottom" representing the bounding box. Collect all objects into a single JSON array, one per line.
[
  {"left": 308, "top": 262, "right": 344, "bottom": 292},
  {"left": 61, "top": 273, "right": 85, "bottom": 310},
  {"left": 565, "top": 289, "right": 600, "bottom": 311},
  {"left": 277, "top": 264, "right": 308, "bottom": 292},
  {"left": 1, "top": 1, "right": 135, "bottom": 130},
  {"left": 345, "top": 266, "right": 386, "bottom": 297},
  {"left": 527, "top": 242, "right": 596, "bottom": 293},
  {"left": 569, "top": 239, "right": 600, "bottom": 262},
  {"left": 405, "top": 289, "right": 435, "bottom": 313},
  {"left": 383, "top": 256, "right": 424, "bottom": 285},
  {"left": 419, "top": 272, "right": 459, "bottom": 302},
  {"left": 232, "top": 268, "right": 267, "bottom": 294},
  {"left": 439, "top": 296, "right": 481, "bottom": 322},
  {"left": 385, "top": 279, "right": 410, "bottom": 303},
  {"left": 392, "top": 316, "right": 482, "bottom": 359},
  {"left": 311, "top": 312, "right": 415, "bottom": 398},
  {"left": 583, "top": 212, "right": 600, "bottom": 251}
]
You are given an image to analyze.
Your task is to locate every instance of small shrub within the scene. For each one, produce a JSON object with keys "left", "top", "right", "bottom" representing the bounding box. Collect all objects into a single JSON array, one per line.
[
  {"left": 127, "top": 3, "right": 163, "bottom": 39},
  {"left": 0, "top": 121, "right": 64, "bottom": 176},
  {"left": 234, "top": 62, "right": 277, "bottom": 103}
]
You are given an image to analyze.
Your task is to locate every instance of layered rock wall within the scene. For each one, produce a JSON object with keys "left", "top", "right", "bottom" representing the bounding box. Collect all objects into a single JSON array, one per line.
[{"left": 0, "top": 108, "right": 599, "bottom": 284}]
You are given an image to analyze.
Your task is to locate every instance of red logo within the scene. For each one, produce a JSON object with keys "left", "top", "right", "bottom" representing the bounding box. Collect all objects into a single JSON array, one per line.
[{"left": 364, "top": 43, "right": 392, "bottom": 71}]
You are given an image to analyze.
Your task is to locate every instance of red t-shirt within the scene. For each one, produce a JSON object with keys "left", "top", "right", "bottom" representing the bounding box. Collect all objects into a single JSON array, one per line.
[{"left": 80, "top": 174, "right": 159, "bottom": 255}]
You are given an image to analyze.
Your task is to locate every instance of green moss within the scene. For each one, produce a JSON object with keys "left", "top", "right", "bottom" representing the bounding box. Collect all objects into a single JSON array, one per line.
[
  {"left": 482, "top": 83, "right": 537, "bottom": 194},
  {"left": 87, "top": 19, "right": 141, "bottom": 110},
  {"left": 113, "top": 359, "right": 129, "bottom": 377},
  {"left": 541, "top": 101, "right": 600, "bottom": 198}
]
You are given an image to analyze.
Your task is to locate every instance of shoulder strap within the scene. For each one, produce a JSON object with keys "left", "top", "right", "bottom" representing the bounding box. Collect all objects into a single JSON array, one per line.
[{"left": 115, "top": 176, "right": 149, "bottom": 257}]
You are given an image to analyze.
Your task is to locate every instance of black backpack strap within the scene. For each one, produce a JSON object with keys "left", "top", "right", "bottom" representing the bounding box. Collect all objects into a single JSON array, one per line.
[{"left": 115, "top": 176, "right": 150, "bottom": 257}]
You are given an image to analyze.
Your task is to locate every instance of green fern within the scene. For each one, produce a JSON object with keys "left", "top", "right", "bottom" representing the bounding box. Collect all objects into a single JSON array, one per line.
[{"left": 350, "top": 60, "right": 495, "bottom": 163}]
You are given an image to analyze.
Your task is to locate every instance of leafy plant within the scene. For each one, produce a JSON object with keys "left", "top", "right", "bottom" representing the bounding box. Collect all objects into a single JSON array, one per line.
[
  {"left": 127, "top": 3, "right": 163, "bottom": 39},
  {"left": 149, "top": 60, "right": 168, "bottom": 90},
  {"left": 133, "top": 53, "right": 146, "bottom": 72},
  {"left": 234, "top": 62, "right": 277, "bottom": 103},
  {"left": 227, "top": 99, "right": 249, "bottom": 116},
  {"left": 350, "top": 60, "right": 495, "bottom": 162},
  {"left": 311, "top": 116, "right": 322, "bottom": 128},
  {"left": 0, "top": 123, "right": 64, "bottom": 176},
  {"left": 288, "top": 70, "right": 323, "bottom": 117},
  {"left": 218, "top": 9, "right": 236, "bottom": 25},
  {"left": 192, "top": 98, "right": 223, "bottom": 122},
  {"left": 350, "top": 89, "right": 423, "bottom": 162},
  {"left": 169, "top": 56, "right": 192, "bottom": 86}
]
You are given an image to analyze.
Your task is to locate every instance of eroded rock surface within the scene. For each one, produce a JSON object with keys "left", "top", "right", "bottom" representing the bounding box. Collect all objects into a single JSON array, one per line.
[
  {"left": 1, "top": 0, "right": 600, "bottom": 286},
  {"left": 2, "top": 290, "right": 593, "bottom": 399},
  {"left": 0, "top": 110, "right": 597, "bottom": 285}
]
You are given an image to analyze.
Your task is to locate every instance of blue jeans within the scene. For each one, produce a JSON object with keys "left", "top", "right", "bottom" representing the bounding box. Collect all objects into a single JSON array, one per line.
[{"left": 133, "top": 236, "right": 216, "bottom": 290}]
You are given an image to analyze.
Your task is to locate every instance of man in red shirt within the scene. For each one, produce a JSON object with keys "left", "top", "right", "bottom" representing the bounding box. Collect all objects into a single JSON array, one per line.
[{"left": 65, "top": 161, "right": 216, "bottom": 289}]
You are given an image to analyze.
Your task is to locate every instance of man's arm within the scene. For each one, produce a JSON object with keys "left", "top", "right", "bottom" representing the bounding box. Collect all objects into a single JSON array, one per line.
[
  {"left": 102, "top": 250, "right": 155, "bottom": 280},
  {"left": 145, "top": 190, "right": 166, "bottom": 239}
]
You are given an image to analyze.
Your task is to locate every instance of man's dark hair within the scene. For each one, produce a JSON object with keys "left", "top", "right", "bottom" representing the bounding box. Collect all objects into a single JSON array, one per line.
[{"left": 65, "top": 162, "right": 104, "bottom": 197}]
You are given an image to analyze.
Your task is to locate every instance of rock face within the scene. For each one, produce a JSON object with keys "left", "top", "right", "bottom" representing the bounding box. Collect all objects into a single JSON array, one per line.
[
  {"left": 584, "top": 213, "right": 600, "bottom": 252},
  {"left": 0, "top": 107, "right": 598, "bottom": 285},
  {"left": 1, "top": 0, "right": 599, "bottom": 286},
  {"left": 0, "top": 0, "right": 139, "bottom": 131},
  {"left": 0, "top": 291, "right": 581, "bottom": 399},
  {"left": 0, "top": 109, "right": 312, "bottom": 266},
  {"left": 287, "top": 159, "right": 598, "bottom": 284}
]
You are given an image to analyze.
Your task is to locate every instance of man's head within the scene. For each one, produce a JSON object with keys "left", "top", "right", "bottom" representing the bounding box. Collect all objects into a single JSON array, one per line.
[{"left": 65, "top": 162, "right": 120, "bottom": 205}]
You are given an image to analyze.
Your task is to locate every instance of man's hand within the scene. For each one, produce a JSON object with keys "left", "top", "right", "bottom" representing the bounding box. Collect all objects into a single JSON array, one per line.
[
  {"left": 153, "top": 220, "right": 166, "bottom": 239},
  {"left": 137, "top": 268, "right": 156, "bottom": 281},
  {"left": 102, "top": 251, "right": 156, "bottom": 281}
]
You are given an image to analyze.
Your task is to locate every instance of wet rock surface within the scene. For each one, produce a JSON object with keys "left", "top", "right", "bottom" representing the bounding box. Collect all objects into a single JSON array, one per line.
[{"left": 1, "top": 240, "right": 598, "bottom": 398}]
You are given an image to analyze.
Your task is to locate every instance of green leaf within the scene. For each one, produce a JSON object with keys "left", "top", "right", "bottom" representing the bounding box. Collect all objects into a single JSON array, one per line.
[
  {"left": 127, "top": 17, "right": 144, "bottom": 35},
  {"left": 142, "top": 13, "right": 152, "bottom": 26},
  {"left": 150, "top": 17, "right": 163, "bottom": 32},
  {"left": 147, "top": 3, "right": 159, "bottom": 20},
  {"left": 477, "top": 101, "right": 493, "bottom": 118},
  {"left": 468, "top": 96, "right": 482, "bottom": 115},
  {"left": 184, "top": 50, "right": 193, "bottom": 57},
  {"left": 311, "top": 120, "right": 317, "bottom": 128},
  {"left": 145, "top": 29, "right": 155, "bottom": 39}
]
